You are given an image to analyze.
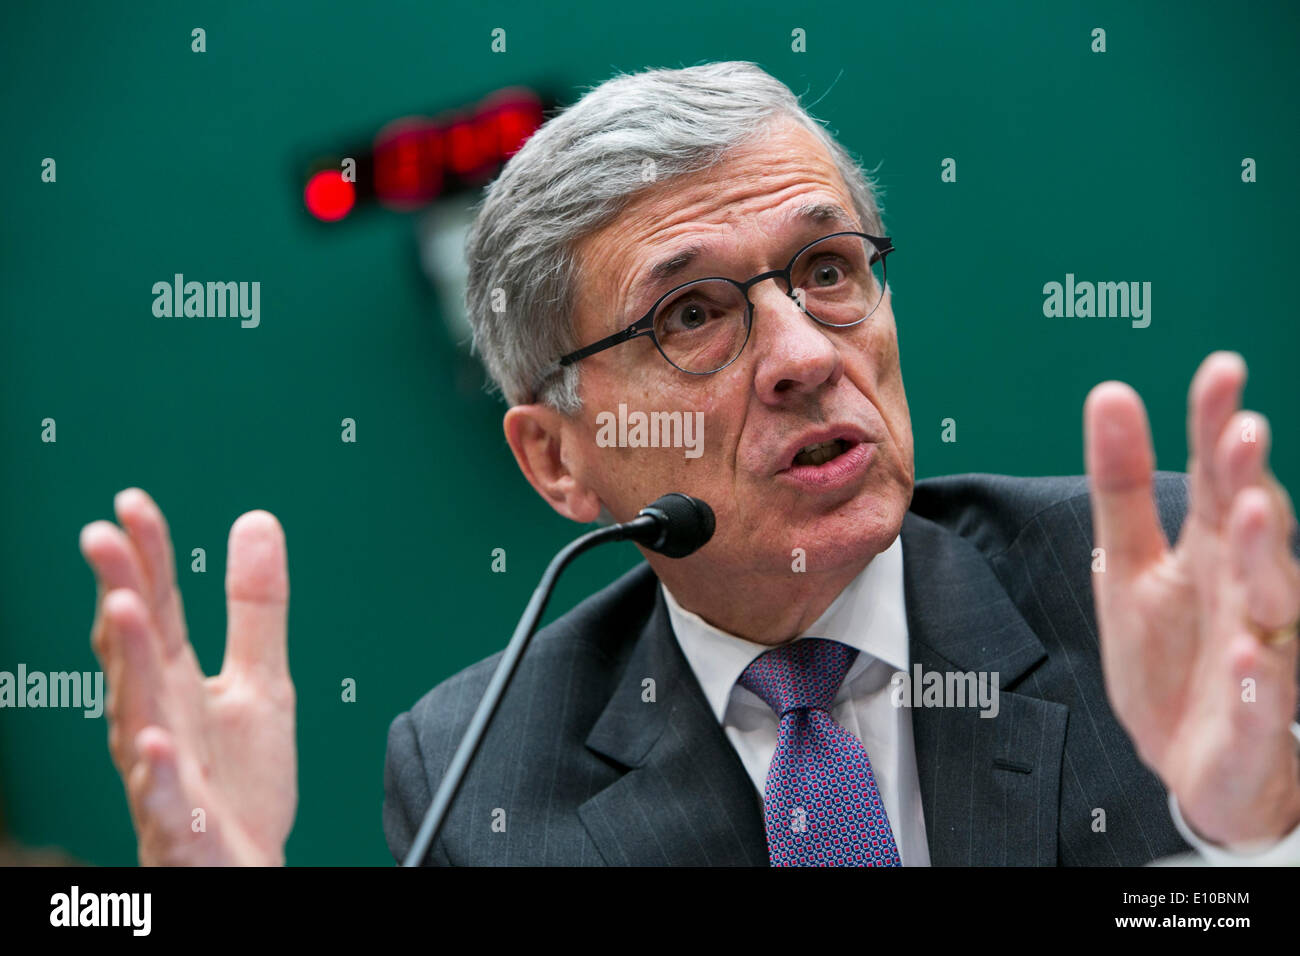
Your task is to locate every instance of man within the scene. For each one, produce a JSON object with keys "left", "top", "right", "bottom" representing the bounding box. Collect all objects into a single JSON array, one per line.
[{"left": 80, "top": 61, "right": 1300, "bottom": 867}]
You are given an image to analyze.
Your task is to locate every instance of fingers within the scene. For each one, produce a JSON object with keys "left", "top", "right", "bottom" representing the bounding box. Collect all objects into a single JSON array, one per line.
[
  {"left": 127, "top": 727, "right": 196, "bottom": 866},
  {"left": 99, "top": 588, "right": 169, "bottom": 773},
  {"left": 1228, "top": 486, "right": 1300, "bottom": 632},
  {"left": 1223, "top": 631, "right": 1297, "bottom": 742},
  {"left": 1084, "top": 380, "right": 1169, "bottom": 572},
  {"left": 80, "top": 520, "right": 149, "bottom": 592},
  {"left": 81, "top": 488, "right": 188, "bottom": 661},
  {"left": 1206, "top": 393, "right": 1299, "bottom": 632},
  {"left": 223, "top": 511, "right": 290, "bottom": 683},
  {"left": 1267, "top": 475, "right": 1299, "bottom": 547},
  {"left": 1213, "top": 409, "right": 1298, "bottom": 541},
  {"left": 80, "top": 520, "right": 150, "bottom": 660},
  {"left": 1187, "top": 351, "right": 1248, "bottom": 526},
  {"left": 113, "top": 489, "right": 188, "bottom": 659}
]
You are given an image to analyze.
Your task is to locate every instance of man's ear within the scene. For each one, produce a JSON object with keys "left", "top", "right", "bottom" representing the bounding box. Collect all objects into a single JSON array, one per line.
[{"left": 503, "top": 403, "right": 605, "bottom": 524}]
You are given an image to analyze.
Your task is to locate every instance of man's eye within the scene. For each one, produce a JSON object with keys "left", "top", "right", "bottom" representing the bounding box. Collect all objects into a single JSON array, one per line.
[
  {"left": 653, "top": 281, "right": 744, "bottom": 341},
  {"left": 810, "top": 258, "right": 846, "bottom": 287},
  {"left": 660, "top": 298, "right": 714, "bottom": 333},
  {"left": 672, "top": 303, "right": 709, "bottom": 330}
]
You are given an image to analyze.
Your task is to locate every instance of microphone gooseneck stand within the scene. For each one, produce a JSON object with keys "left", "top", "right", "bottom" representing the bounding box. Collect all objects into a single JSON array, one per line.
[{"left": 403, "top": 493, "right": 714, "bottom": 867}]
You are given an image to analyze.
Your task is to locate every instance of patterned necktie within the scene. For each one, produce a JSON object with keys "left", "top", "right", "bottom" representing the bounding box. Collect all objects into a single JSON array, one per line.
[{"left": 738, "top": 637, "right": 902, "bottom": 866}]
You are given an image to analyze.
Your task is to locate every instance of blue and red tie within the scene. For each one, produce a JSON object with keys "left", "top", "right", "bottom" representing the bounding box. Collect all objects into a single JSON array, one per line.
[{"left": 738, "top": 637, "right": 902, "bottom": 866}]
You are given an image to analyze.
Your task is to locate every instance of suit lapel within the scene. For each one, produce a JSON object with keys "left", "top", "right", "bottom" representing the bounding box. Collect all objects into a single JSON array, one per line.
[
  {"left": 578, "top": 586, "right": 769, "bottom": 865},
  {"left": 901, "top": 511, "right": 1069, "bottom": 865},
  {"left": 577, "top": 509, "right": 1069, "bottom": 866}
]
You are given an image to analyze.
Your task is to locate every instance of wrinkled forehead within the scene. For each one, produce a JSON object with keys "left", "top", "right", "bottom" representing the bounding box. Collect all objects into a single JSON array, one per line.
[{"left": 573, "top": 125, "right": 861, "bottom": 311}]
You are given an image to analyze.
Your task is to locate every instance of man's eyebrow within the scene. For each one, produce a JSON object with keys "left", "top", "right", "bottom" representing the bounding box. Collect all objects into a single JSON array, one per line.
[{"left": 632, "top": 201, "right": 859, "bottom": 301}]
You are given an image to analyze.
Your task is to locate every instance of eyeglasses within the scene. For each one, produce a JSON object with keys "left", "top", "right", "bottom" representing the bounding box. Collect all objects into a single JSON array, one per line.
[{"left": 549, "top": 231, "right": 893, "bottom": 380}]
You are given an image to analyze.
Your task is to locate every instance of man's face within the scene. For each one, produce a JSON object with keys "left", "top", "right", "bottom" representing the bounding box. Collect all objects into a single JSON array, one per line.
[{"left": 561, "top": 114, "right": 914, "bottom": 578}]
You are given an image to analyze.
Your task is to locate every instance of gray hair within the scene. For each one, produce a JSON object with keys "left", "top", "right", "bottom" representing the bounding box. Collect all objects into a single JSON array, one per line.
[{"left": 463, "top": 60, "right": 887, "bottom": 414}]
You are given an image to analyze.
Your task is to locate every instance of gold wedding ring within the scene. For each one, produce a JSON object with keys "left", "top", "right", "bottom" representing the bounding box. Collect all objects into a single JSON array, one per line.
[{"left": 1253, "top": 620, "right": 1299, "bottom": 647}]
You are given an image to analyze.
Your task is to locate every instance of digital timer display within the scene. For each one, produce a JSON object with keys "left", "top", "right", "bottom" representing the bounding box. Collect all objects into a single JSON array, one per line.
[{"left": 303, "top": 86, "right": 551, "bottom": 222}]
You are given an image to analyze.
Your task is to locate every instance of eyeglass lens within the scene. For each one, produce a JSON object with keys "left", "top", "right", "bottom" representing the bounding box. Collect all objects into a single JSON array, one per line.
[{"left": 650, "top": 234, "right": 886, "bottom": 373}]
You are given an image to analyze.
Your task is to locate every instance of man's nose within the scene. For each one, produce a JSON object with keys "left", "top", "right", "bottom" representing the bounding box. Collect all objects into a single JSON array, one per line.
[{"left": 748, "top": 278, "right": 844, "bottom": 401}]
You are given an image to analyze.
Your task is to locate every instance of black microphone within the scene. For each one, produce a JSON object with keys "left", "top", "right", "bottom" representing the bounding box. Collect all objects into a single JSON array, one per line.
[
  {"left": 615, "top": 492, "right": 717, "bottom": 558},
  {"left": 402, "top": 493, "right": 714, "bottom": 867}
]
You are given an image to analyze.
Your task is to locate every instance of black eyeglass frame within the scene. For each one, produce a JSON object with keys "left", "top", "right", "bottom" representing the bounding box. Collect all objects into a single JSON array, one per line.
[{"left": 550, "top": 231, "right": 894, "bottom": 380}]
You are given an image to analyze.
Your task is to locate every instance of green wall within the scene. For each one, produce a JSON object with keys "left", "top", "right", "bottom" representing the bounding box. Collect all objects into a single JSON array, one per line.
[{"left": 2, "top": 0, "right": 1297, "bottom": 865}]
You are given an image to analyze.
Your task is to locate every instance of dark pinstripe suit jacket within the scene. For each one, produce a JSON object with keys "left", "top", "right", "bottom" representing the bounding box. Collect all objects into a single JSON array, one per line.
[{"left": 384, "top": 472, "right": 1250, "bottom": 865}]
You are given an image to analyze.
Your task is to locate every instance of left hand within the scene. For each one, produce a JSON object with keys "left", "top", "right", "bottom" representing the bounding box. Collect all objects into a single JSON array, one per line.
[{"left": 1084, "top": 351, "right": 1300, "bottom": 849}]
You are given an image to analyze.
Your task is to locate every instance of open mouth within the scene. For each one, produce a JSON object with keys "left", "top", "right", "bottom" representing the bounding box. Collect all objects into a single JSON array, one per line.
[{"left": 792, "top": 438, "right": 853, "bottom": 468}]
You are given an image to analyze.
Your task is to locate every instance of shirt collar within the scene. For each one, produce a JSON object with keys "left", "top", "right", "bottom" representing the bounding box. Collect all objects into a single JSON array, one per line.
[{"left": 661, "top": 535, "right": 909, "bottom": 724}]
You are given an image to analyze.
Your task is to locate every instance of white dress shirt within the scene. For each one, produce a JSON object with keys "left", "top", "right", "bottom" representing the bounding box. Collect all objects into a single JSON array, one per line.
[{"left": 661, "top": 534, "right": 1300, "bottom": 866}]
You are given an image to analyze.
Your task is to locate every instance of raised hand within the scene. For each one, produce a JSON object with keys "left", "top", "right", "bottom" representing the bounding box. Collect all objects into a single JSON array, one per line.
[
  {"left": 80, "top": 489, "right": 296, "bottom": 865},
  {"left": 1084, "top": 351, "right": 1300, "bottom": 848}
]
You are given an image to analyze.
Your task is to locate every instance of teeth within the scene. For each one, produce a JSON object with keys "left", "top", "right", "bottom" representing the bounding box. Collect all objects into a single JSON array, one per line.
[{"left": 793, "top": 439, "right": 847, "bottom": 467}]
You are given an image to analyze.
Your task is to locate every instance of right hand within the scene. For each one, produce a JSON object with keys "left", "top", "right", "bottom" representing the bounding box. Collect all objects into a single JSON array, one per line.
[{"left": 80, "top": 488, "right": 297, "bottom": 866}]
